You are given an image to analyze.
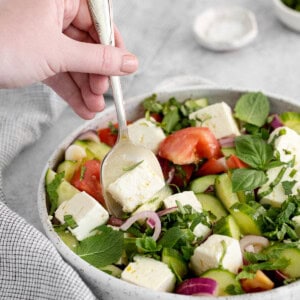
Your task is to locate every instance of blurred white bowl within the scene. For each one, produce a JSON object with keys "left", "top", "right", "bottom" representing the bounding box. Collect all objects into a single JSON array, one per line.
[
  {"left": 273, "top": 0, "right": 300, "bottom": 32},
  {"left": 38, "top": 86, "right": 300, "bottom": 300},
  {"left": 193, "top": 6, "right": 258, "bottom": 51}
]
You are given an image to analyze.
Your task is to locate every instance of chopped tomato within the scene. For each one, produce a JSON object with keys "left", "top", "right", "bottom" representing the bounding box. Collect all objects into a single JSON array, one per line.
[
  {"left": 226, "top": 154, "right": 248, "bottom": 169},
  {"left": 98, "top": 124, "right": 118, "bottom": 147},
  {"left": 196, "top": 157, "right": 227, "bottom": 176},
  {"left": 159, "top": 157, "right": 194, "bottom": 188},
  {"left": 70, "top": 159, "right": 105, "bottom": 207},
  {"left": 158, "top": 127, "right": 221, "bottom": 165},
  {"left": 150, "top": 112, "right": 163, "bottom": 122}
]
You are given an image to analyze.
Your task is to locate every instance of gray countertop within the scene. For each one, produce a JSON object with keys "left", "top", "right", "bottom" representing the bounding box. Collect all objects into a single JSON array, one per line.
[{"left": 3, "top": 0, "right": 300, "bottom": 233}]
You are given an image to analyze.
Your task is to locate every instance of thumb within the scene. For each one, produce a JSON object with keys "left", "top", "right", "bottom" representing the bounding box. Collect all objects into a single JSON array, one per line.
[{"left": 60, "top": 36, "right": 138, "bottom": 75}]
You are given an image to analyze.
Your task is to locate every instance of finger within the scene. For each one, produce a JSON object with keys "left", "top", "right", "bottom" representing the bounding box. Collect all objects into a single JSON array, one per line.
[
  {"left": 44, "top": 73, "right": 96, "bottom": 120},
  {"left": 89, "top": 74, "right": 109, "bottom": 95},
  {"left": 71, "top": 72, "right": 106, "bottom": 112},
  {"left": 63, "top": 24, "right": 93, "bottom": 42},
  {"left": 60, "top": 36, "right": 138, "bottom": 75}
]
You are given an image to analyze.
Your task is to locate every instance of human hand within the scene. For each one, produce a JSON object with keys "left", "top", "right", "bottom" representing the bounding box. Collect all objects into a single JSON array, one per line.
[{"left": 0, "top": 0, "right": 138, "bottom": 119}]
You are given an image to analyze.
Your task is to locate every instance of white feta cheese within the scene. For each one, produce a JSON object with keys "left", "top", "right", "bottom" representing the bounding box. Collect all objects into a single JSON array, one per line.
[
  {"left": 121, "top": 256, "right": 176, "bottom": 292},
  {"left": 258, "top": 166, "right": 300, "bottom": 207},
  {"left": 189, "top": 102, "right": 240, "bottom": 139},
  {"left": 163, "top": 191, "right": 203, "bottom": 212},
  {"left": 107, "top": 160, "right": 165, "bottom": 213},
  {"left": 128, "top": 118, "right": 166, "bottom": 154},
  {"left": 268, "top": 126, "right": 300, "bottom": 167},
  {"left": 55, "top": 191, "right": 109, "bottom": 241},
  {"left": 163, "top": 191, "right": 211, "bottom": 238},
  {"left": 190, "top": 234, "right": 243, "bottom": 275}
]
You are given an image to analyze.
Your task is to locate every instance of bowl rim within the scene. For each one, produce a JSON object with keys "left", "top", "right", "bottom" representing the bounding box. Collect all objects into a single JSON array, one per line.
[
  {"left": 273, "top": 0, "right": 300, "bottom": 17},
  {"left": 38, "top": 85, "right": 300, "bottom": 299}
]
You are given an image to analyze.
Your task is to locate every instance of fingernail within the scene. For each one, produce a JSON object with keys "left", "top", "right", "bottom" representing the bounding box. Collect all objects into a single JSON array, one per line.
[{"left": 121, "top": 54, "right": 138, "bottom": 73}]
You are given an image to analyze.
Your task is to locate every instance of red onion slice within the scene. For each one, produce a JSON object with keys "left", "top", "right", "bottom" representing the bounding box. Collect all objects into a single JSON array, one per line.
[
  {"left": 120, "top": 211, "right": 161, "bottom": 241},
  {"left": 77, "top": 130, "right": 100, "bottom": 143},
  {"left": 218, "top": 135, "right": 235, "bottom": 148},
  {"left": 240, "top": 235, "right": 270, "bottom": 254},
  {"left": 157, "top": 206, "right": 178, "bottom": 217},
  {"left": 270, "top": 114, "right": 283, "bottom": 129},
  {"left": 176, "top": 277, "right": 218, "bottom": 296}
]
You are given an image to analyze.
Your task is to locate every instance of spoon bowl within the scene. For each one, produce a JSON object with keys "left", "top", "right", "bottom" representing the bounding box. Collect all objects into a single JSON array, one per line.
[{"left": 89, "top": 0, "right": 164, "bottom": 217}]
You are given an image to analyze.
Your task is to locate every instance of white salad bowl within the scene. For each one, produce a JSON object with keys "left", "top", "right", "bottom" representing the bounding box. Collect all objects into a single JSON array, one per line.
[{"left": 38, "top": 86, "right": 300, "bottom": 300}]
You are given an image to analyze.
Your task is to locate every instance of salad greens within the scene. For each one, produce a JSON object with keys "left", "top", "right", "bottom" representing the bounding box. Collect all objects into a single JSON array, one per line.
[{"left": 46, "top": 90, "right": 300, "bottom": 296}]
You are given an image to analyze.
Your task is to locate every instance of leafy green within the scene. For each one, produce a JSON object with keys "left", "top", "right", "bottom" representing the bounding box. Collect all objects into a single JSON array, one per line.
[
  {"left": 64, "top": 215, "right": 78, "bottom": 229},
  {"left": 282, "top": 180, "right": 297, "bottom": 195},
  {"left": 136, "top": 236, "right": 162, "bottom": 257},
  {"left": 232, "top": 169, "right": 267, "bottom": 192},
  {"left": 122, "top": 160, "right": 144, "bottom": 172},
  {"left": 225, "top": 284, "right": 244, "bottom": 295},
  {"left": 75, "top": 226, "right": 124, "bottom": 268},
  {"left": 46, "top": 171, "right": 65, "bottom": 215},
  {"left": 234, "top": 92, "right": 270, "bottom": 127},
  {"left": 158, "top": 226, "right": 186, "bottom": 248}
]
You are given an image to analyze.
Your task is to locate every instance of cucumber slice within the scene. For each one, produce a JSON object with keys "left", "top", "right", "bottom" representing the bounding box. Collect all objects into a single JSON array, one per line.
[
  {"left": 236, "top": 190, "right": 255, "bottom": 203},
  {"left": 189, "top": 175, "right": 217, "bottom": 194},
  {"left": 162, "top": 248, "right": 188, "bottom": 281},
  {"left": 215, "top": 173, "right": 239, "bottom": 211},
  {"left": 221, "top": 147, "right": 236, "bottom": 157},
  {"left": 196, "top": 193, "right": 228, "bottom": 221},
  {"left": 100, "top": 265, "right": 122, "bottom": 278},
  {"left": 73, "top": 140, "right": 111, "bottom": 161},
  {"left": 280, "top": 248, "right": 300, "bottom": 278},
  {"left": 45, "top": 169, "right": 80, "bottom": 207},
  {"left": 200, "top": 268, "right": 242, "bottom": 296},
  {"left": 56, "top": 230, "right": 78, "bottom": 251},
  {"left": 57, "top": 160, "right": 79, "bottom": 182},
  {"left": 213, "top": 215, "right": 241, "bottom": 239},
  {"left": 229, "top": 202, "right": 262, "bottom": 235},
  {"left": 280, "top": 112, "right": 300, "bottom": 134}
]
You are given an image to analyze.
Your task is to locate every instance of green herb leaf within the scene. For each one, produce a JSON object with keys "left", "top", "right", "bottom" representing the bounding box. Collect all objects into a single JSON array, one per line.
[
  {"left": 234, "top": 92, "right": 270, "bottom": 127},
  {"left": 123, "top": 160, "right": 144, "bottom": 172},
  {"left": 282, "top": 180, "right": 297, "bottom": 195},
  {"left": 232, "top": 169, "right": 267, "bottom": 192},
  {"left": 46, "top": 171, "right": 65, "bottom": 215},
  {"left": 158, "top": 227, "right": 186, "bottom": 248},
  {"left": 235, "top": 135, "right": 273, "bottom": 169},
  {"left": 64, "top": 215, "right": 78, "bottom": 229},
  {"left": 76, "top": 226, "right": 123, "bottom": 268},
  {"left": 143, "top": 94, "right": 163, "bottom": 113},
  {"left": 80, "top": 166, "right": 87, "bottom": 180}
]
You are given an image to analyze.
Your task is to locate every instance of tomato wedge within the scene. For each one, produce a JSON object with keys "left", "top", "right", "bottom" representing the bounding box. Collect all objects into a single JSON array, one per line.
[
  {"left": 226, "top": 154, "right": 248, "bottom": 169},
  {"left": 98, "top": 124, "right": 118, "bottom": 147},
  {"left": 70, "top": 159, "right": 105, "bottom": 207},
  {"left": 197, "top": 157, "right": 227, "bottom": 176},
  {"left": 158, "top": 127, "right": 221, "bottom": 165}
]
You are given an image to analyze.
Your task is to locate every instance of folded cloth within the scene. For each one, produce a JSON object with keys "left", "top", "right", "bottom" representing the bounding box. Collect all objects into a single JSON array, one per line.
[{"left": 0, "top": 84, "right": 96, "bottom": 300}]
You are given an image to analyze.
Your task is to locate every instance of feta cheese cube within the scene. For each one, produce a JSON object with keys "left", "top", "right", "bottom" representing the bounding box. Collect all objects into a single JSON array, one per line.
[
  {"left": 121, "top": 256, "right": 176, "bottom": 292},
  {"left": 128, "top": 118, "right": 166, "bottom": 154},
  {"left": 189, "top": 102, "right": 240, "bottom": 139},
  {"left": 163, "top": 191, "right": 202, "bottom": 212},
  {"left": 268, "top": 126, "right": 300, "bottom": 167},
  {"left": 258, "top": 166, "right": 300, "bottom": 207},
  {"left": 107, "top": 160, "right": 165, "bottom": 213},
  {"left": 55, "top": 191, "right": 109, "bottom": 241},
  {"left": 190, "top": 234, "right": 243, "bottom": 275}
]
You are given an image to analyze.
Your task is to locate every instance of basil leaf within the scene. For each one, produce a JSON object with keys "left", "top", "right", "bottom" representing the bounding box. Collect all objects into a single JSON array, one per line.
[
  {"left": 76, "top": 227, "right": 123, "bottom": 268},
  {"left": 235, "top": 135, "right": 273, "bottom": 169},
  {"left": 231, "top": 169, "right": 267, "bottom": 192},
  {"left": 234, "top": 92, "right": 269, "bottom": 127},
  {"left": 158, "top": 226, "right": 185, "bottom": 248}
]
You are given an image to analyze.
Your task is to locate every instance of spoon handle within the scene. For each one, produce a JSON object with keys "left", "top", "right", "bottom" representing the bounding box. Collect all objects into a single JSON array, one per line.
[{"left": 88, "top": 0, "right": 128, "bottom": 139}]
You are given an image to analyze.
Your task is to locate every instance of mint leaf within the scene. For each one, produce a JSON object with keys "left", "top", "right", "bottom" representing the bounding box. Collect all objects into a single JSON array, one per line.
[
  {"left": 235, "top": 135, "right": 273, "bottom": 169},
  {"left": 76, "top": 226, "right": 123, "bottom": 268},
  {"left": 234, "top": 92, "right": 270, "bottom": 127},
  {"left": 64, "top": 215, "right": 78, "bottom": 229},
  {"left": 46, "top": 171, "right": 65, "bottom": 215},
  {"left": 232, "top": 169, "right": 267, "bottom": 192},
  {"left": 282, "top": 180, "right": 297, "bottom": 195},
  {"left": 158, "top": 227, "right": 185, "bottom": 248}
]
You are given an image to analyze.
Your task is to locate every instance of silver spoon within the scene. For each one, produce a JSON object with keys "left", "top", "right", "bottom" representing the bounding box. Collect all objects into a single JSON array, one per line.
[{"left": 88, "top": 0, "right": 164, "bottom": 217}]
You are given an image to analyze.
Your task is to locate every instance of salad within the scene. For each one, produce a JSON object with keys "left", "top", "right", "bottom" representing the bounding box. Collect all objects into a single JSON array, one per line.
[{"left": 45, "top": 91, "right": 300, "bottom": 296}]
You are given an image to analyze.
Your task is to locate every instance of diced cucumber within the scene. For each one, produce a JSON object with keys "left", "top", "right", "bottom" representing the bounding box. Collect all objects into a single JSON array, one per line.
[
  {"left": 57, "top": 230, "right": 79, "bottom": 251},
  {"left": 229, "top": 202, "right": 262, "bottom": 235},
  {"left": 57, "top": 160, "right": 79, "bottom": 182},
  {"left": 162, "top": 248, "right": 188, "bottom": 281},
  {"left": 215, "top": 173, "right": 240, "bottom": 211},
  {"left": 213, "top": 215, "right": 241, "bottom": 240},
  {"left": 100, "top": 265, "right": 122, "bottom": 278},
  {"left": 73, "top": 140, "right": 111, "bottom": 161},
  {"left": 196, "top": 193, "right": 228, "bottom": 221},
  {"left": 221, "top": 147, "right": 236, "bottom": 157},
  {"left": 280, "top": 248, "right": 300, "bottom": 278},
  {"left": 236, "top": 190, "right": 255, "bottom": 203},
  {"left": 280, "top": 112, "right": 300, "bottom": 134},
  {"left": 45, "top": 169, "right": 80, "bottom": 207},
  {"left": 189, "top": 175, "right": 217, "bottom": 194},
  {"left": 133, "top": 185, "right": 172, "bottom": 215},
  {"left": 200, "top": 268, "right": 242, "bottom": 296}
]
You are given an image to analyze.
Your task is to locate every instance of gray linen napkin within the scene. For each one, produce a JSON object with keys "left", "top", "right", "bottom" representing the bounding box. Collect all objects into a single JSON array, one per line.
[{"left": 0, "top": 84, "right": 96, "bottom": 300}]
